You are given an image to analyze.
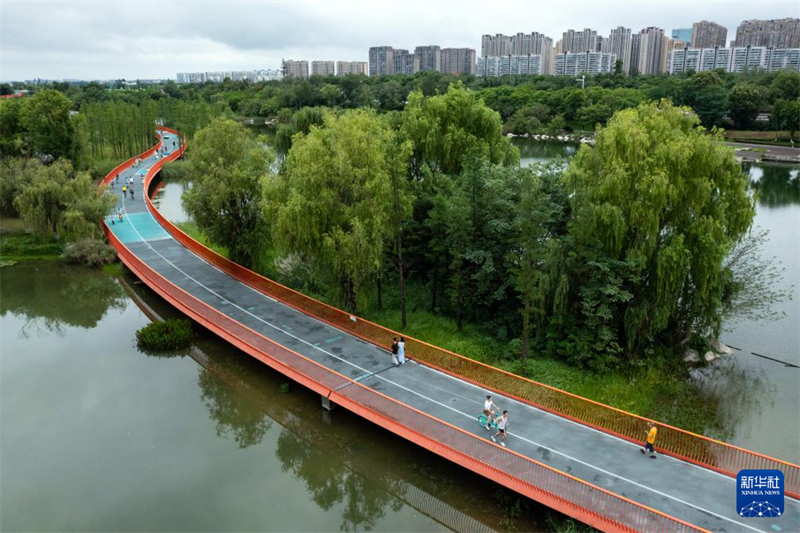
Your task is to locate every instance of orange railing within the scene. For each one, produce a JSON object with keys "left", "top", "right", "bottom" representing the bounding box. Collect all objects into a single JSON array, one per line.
[
  {"left": 103, "top": 217, "right": 707, "bottom": 533},
  {"left": 134, "top": 128, "right": 800, "bottom": 499}
]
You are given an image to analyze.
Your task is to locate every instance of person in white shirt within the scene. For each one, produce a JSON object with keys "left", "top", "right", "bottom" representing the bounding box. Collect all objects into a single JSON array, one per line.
[
  {"left": 492, "top": 410, "right": 509, "bottom": 447},
  {"left": 483, "top": 395, "right": 498, "bottom": 430},
  {"left": 398, "top": 337, "right": 406, "bottom": 365}
]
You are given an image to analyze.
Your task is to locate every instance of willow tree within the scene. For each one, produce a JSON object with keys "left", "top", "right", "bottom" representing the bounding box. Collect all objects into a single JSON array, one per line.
[
  {"left": 13, "top": 159, "right": 115, "bottom": 240},
  {"left": 401, "top": 82, "right": 518, "bottom": 178},
  {"left": 554, "top": 100, "right": 754, "bottom": 366},
  {"left": 182, "top": 118, "right": 272, "bottom": 269},
  {"left": 264, "top": 109, "right": 410, "bottom": 313}
]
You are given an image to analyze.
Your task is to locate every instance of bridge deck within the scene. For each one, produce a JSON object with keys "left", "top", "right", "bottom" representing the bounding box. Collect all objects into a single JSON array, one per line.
[{"left": 106, "top": 131, "right": 799, "bottom": 533}]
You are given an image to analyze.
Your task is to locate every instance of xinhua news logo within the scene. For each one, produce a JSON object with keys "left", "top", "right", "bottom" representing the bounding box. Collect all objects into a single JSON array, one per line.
[{"left": 737, "top": 469, "right": 784, "bottom": 518}]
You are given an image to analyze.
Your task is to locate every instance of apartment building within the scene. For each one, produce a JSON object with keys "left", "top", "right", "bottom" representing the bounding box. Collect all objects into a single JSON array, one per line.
[
  {"left": 667, "top": 45, "right": 799, "bottom": 74},
  {"left": 554, "top": 51, "right": 617, "bottom": 76},
  {"left": 441, "top": 48, "right": 477, "bottom": 75},
  {"left": 281, "top": 59, "right": 309, "bottom": 79},
  {"left": 311, "top": 61, "right": 335, "bottom": 76},
  {"left": 561, "top": 28, "right": 599, "bottom": 53},
  {"left": 476, "top": 54, "right": 545, "bottom": 76},
  {"left": 734, "top": 18, "right": 800, "bottom": 48},
  {"left": 369, "top": 46, "right": 395, "bottom": 76},
  {"left": 631, "top": 27, "right": 668, "bottom": 74},
  {"left": 336, "top": 61, "right": 368, "bottom": 76},
  {"left": 605, "top": 26, "right": 632, "bottom": 73},
  {"left": 393, "top": 49, "right": 419, "bottom": 75},
  {"left": 415, "top": 45, "right": 442, "bottom": 72},
  {"left": 480, "top": 32, "right": 554, "bottom": 73},
  {"left": 691, "top": 21, "right": 728, "bottom": 48}
]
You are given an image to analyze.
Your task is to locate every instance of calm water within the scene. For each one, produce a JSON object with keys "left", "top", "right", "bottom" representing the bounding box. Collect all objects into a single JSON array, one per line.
[
  {"left": 1, "top": 263, "right": 538, "bottom": 532},
  {"left": 512, "top": 138, "right": 800, "bottom": 464}
]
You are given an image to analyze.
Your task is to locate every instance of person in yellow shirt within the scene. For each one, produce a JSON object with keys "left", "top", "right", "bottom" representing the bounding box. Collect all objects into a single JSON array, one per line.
[{"left": 641, "top": 422, "right": 657, "bottom": 459}]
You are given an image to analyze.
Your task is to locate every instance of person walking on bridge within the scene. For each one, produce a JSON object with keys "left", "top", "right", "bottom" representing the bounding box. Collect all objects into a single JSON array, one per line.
[
  {"left": 122, "top": 184, "right": 127, "bottom": 197},
  {"left": 398, "top": 337, "right": 406, "bottom": 365},
  {"left": 641, "top": 422, "right": 657, "bottom": 459},
  {"left": 390, "top": 338, "right": 400, "bottom": 367},
  {"left": 491, "top": 411, "right": 509, "bottom": 447}
]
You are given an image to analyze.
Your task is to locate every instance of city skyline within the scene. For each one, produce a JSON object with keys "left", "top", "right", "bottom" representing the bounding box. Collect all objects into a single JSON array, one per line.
[{"left": 1, "top": 1, "right": 798, "bottom": 81}]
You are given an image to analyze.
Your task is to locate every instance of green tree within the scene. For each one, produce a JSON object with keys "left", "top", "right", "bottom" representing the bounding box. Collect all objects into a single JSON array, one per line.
[
  {"left": 265, "top": 109, "right": 407, "bottom": 312},
  {"left": 512, "top": 160, "right": 569, "bottom": 366},
  {"left": 14, "top": 159, "right": 115, "bottom": 240},
  {"left": 402, "top": 83, "right": 518, "bottom": 177},
  {"left": 681, "top": 71, "right": 729, "bottom": 128},
  {"left": 20, "top": 89, "right": 76, "bottom": 161},
  {"left": 553, "top": 101, "right": 754, "bottom": 367},
  {"left": 729, "top": 84, "right": 762, "bottom": 129},
  {"left": 182, "top": 117, "right": 272, "bottom": 268},
  {"left": 505, "top": 107, "right": 543, "bottom": 135},
  {"left": 0, "top": 97, "right": 25, "bottom": 157},
  {"left": 772, "top": 98, "right": 800, "bottom": 140}
]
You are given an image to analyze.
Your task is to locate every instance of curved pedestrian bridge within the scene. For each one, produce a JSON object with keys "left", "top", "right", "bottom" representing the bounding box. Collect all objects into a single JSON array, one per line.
[{"left": 102, "top": 128, "right": 800, "bottom": 533}]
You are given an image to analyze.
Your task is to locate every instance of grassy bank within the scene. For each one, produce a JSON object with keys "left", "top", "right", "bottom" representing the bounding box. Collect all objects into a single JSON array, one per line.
[{"left": 0, "top": 217, "right": 65, "bottom": 263}]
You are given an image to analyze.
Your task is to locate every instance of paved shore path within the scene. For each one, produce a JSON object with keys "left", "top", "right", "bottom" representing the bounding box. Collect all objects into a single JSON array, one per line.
[{"left": 105, "top": 131, "right": 800, "bottom": 533}]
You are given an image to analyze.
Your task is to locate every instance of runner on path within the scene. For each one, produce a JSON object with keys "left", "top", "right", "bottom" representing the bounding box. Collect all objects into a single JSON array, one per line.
[{"left": 491, "top": 411, "right": 509, "bottom": 447}]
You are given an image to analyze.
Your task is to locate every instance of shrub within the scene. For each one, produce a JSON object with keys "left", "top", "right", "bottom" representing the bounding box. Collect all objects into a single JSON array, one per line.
[
  {"left": 62, "top": 238, "right": 117, "bottom": 266},
  {"left": 135, "top": 319, "right": 193, "bottom": 351}
]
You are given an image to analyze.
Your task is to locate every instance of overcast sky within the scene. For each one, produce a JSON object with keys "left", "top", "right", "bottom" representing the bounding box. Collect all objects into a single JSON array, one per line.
[{"left": 1, "top": 0, "right": 798, "bottom": 81}]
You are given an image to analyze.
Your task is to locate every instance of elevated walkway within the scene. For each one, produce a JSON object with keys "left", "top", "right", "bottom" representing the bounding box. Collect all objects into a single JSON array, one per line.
[{"left": 101, "top": 129, "right": 799, "bottom": 533}]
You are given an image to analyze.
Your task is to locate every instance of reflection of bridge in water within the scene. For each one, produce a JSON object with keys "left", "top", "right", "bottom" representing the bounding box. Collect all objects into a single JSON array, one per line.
[
  {"left": 120, "top": 277, "right": 497, "bottom": 533},
  {"left": 103, "top": 128, "right": 800, "bottom": 532}
]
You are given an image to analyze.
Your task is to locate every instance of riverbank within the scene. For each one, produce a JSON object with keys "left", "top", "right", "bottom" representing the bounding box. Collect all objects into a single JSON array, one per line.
[
  {"left": 727, "top": 141, "right": 800, "bottom": 163},
  {"left": 0, "top": 217, "right": 64, "bottom": 263}
]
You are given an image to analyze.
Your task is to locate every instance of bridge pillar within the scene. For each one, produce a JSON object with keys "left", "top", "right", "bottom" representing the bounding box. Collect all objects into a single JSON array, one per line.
[{"left": 321, "top": 395, "right": 335, "bottom": 411}]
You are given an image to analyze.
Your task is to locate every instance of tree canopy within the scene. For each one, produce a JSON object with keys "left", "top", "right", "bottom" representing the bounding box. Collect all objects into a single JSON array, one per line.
[
  {"left": 182, "top": 117, "right": 273, "bottom": 268},
  {"left": 264, "top": 108, "right": 410, "bottom": 311}
]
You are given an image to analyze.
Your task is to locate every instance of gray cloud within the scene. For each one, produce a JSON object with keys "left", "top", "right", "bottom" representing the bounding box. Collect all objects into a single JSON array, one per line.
[{"left": 1, "top": 0, "right": 798, "bottom": 80}]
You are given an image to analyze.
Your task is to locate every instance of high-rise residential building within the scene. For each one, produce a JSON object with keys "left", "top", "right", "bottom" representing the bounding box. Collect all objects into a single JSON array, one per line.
[
  {"left": 415, "top": 45, "right": 442, "bottom": 72},
  {"left": 667, "top": 45, "right": 799, "bottom": 75},
  {"left": 311, "top": 61, "right": 335, "bottom": 76},
  {"left": 605, "top": 26, "right": 632, "bottom": 73},
  {"left": 369, "top": 46, "right": 395, "bottom": 76},
  {"left": 733, "top": 18, "right": 800, "bottom": 48},
  {"left": 393, "top": 49, "right": 419, "bottom": 75},
  {"left": 336, "top": 61, "right": 368, "bottom": 76},
  {"left": 631, "top": 27, "right": 668, "bottom": 74},
  {"left": 561, "top": 28, "right": 599, "bottom": 53},
  {"left": 766, "top": 48, "right": 800, "bottom": 71},
  {"left": 480, "top": 32, "right": 554, "bottom": 74},
  {"left": 554, "top": 51, "right": 617, "bottom": 76},
  {"left": 667, "top": 47, "right": 702, "bottom": 74},
  {"left": 729, "top": 46, "right": 767, "bottom": 72},
  {"left": 282, "top": 59, "right": 309, "bottom": 78},
  {"left": 477, "top": 54, "right": 545, "bottom": 76},
  {"left": 691, "top": 20, "right": 728, "bottom": 48},
  {"left": 671, "top": 28, "right": 692, "bottom": 43},
  {"left": 441, "top": 48, "right": 477, "bottom": 75}
]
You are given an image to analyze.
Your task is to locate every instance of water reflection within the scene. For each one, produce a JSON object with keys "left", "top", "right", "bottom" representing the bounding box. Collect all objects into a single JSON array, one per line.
[
  {"left": 747, "top": 164, "right": 800, "bottom": 207},
  {"left": 0, "top": 263, "right": 125, "bottom": 338},
  {"left": 512, "top": 138, "right": 578, "bottom": 167},
  {"left": 198, "top": 366, "right": 273, "bottom": 449},
  {"left": 276, "top": 428, "right": 401, "bottom": 532}
]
